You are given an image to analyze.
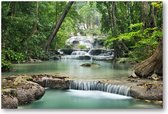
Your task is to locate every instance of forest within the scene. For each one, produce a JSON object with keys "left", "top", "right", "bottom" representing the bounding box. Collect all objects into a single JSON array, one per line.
[
  {"left": 1, "top": 1, "right": 163, "bottom": 109},
  {"left": 2, "top": 1, "right": 162, "bottom": 72}
]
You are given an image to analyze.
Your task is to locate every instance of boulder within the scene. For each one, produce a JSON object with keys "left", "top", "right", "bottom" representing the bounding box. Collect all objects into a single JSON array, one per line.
[
  {"left": 16, "top": 81, "right": 45, "bottom": 105},
  {"left": 1, "top": 89, "right": 18, "bottom": 109},
  {"left": 31, "top": 75, "right": 70, "bottom": 89},
  {"left": 46, "top": 79, "right": 69, "bottom": 89},
  {"left": 80, "top": 63, "right": 100, "bottom": 67},
  {"left": 130, "top": 83, "right": 163, "bottom": 100},
  {"left": 1, "top": 95, "right": 18, "bottom": 109}
]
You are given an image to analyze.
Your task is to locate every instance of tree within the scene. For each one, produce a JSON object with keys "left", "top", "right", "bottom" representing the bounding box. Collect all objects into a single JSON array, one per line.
[
  {"left": 44, "top": 1, "right": 74, "bottom": 52},
  {"left": 134, "top": 39, "right": 162, "bottom": 77}
]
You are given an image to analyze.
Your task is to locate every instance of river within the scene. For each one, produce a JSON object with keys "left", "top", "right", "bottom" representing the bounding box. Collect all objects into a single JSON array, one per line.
[{"left": 2, "top": 60, "right": 162, "bottom": 109}]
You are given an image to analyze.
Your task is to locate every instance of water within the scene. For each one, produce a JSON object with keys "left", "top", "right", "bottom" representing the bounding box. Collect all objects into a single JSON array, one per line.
[
  {"left": 2, "top": 60, "right": 161, "bottom": 109},
  {"left": 2, "top": 60, "right": 131, "bottom": 80},
  {"left": 19, "top": 89, "right": 161, "bottom": 109},
  {"left": 69, "top": 80, "right": 130, "bottom": 96}
]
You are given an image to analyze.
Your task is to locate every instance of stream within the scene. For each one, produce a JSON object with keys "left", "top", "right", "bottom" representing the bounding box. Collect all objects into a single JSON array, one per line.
[{"left": 2, "top": 60, "right": 162, "bottom": 109}]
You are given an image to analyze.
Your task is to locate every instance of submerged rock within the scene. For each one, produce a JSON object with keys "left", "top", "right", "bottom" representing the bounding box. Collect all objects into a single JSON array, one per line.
[{"left": 80, "top": 63, "right": 100, "bottom": 67}]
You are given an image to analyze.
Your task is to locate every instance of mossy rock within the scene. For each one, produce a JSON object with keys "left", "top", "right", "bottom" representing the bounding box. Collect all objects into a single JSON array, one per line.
[
  {"left": 80, "top": 63, "right": 100, "bottom": 67},
  {"left": 2, "top": 88, "right": 17, "bottom": 97},
  {"left": 14, "top": 76, "right": 33, "bottom": 86}
]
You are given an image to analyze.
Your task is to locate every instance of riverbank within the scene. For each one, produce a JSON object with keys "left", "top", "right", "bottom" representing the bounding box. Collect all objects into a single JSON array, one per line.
[{"left": 1, "top": 74, "right": 163, "bottom": 109}]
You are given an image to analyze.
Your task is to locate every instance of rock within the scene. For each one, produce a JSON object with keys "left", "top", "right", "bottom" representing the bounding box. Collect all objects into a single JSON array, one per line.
[
  {"left": 1, "top": 89, "right": 18, "bottom": 109},
  {"left": 1, "top": 95, "right": 18, "bottom": 109},
  {"left": 128, "top": 72, "right": 138, "bottom": 78},
  {"left": 150, "top": 73, "right": 161, "bottom": 81},
  {"left": 32, "top": 75, "right": 70, "bottom": 88},
  {"left": 88, "top": 49, "right": 103, "bottom": 55},
  {"left": 154, "top": 100, "right": 163, "bottom": 106},
  {"left": 130, "top": 83, "right": 163, "bottom": 100},
  {"left": 46, "top": 79, "right": 69, "bottom": 89},
  {"left": 14, "top": 75, "right": 33, "bottom": 86},
  {"left": 2, "top": 89, "right": 17, "bottom": 97},
  {"left": 78, "top": 56, "right": 91, "bottom": 60},
  {"left": 80, "top": 63, "right": 100, "bottom": 67},
  {"left": 16, "top": 81, "right": 45, "bottom": 105},
  {"left": 60, "top": 49, "right": 74, "bottom": 55},
  {"left": 28, "top": 58, "right": 42, "bottom": 63},
  {"left": 127, "top": 79, "right": 138, "bottom": 82}
]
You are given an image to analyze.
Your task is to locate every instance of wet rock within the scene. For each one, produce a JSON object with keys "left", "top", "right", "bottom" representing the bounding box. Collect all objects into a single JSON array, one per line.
[
  {"left": 130, "top": 83, "right": 163, "bottom": 100},
  {"left": 16, "top": 81, "right": 45, "bottom": 105},
  {"left": 32, "top": 75, "right": 70, "bottom": 88},
  {"left": 88, "top": 49, "right": 103, "bottom": 55},
  {"left": 46, "top": 79, "right": 69, "bottom": 89},
  {"left": 28, "top": 58, "right": 42, "bottom": 63},
  {"left": 78, "top": 56, "right": 91, "bottom": 60},
  {"left": 60, "top": 49, "right": 74, "bottom": 55},
  {"left": 80, "top": 63, "right": 100, "bottom": 67},
  {"left": 49, "top": 55, "right": 60, "bottom": 60},
  {"left": 1, "top": 95, "right": 18, "bottom": 109}
]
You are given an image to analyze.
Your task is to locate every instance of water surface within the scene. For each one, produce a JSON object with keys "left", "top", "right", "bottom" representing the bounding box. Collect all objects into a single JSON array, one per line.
[
  {"left": 2, "top": 60, "right": 162, "bottom": 109},
  {"left": 19, "top": 89, "right": 161, "bottom": 109},
  {"left": 2, "top": 60, "right": 131, "bottom": 79}
]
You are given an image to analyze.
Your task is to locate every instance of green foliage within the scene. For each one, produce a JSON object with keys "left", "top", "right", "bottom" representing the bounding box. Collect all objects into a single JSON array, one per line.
[
  {"left": 105, "top": 23, "right": 162, "bottom": 61},
  {"left": 129, "top": 22, "right": 143, "bottom": 31},
  {"left": 1, "top": 1, "right": 79, "bottom": 66},
  {"left": 78, "top": 45, "right": 87, "bottom": 49},
  {"left": 1, "top": 1, "right": 163, "bottom": 71},
  {"left": 1, "top": 54, "right": 12, "bottom": 72},
  {"left": 2, "top": 48, "right": 25, "bottom": 71},
  {"left": 2, "top": 49, "right": 24, "bottom": 63}
]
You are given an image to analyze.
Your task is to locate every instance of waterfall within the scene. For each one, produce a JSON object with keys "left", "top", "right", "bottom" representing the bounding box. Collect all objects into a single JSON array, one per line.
[
  {"left": 45, "top": 79, "right": 48, "bottom": 87},
  {"left": 90, "top": 56, "right": 93, "bottom": 63},
  {"left": 69, "top": 80, "right": 130, "bottom": 96}
]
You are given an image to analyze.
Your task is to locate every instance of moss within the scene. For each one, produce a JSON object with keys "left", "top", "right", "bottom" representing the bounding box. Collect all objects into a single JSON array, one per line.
[
  {"left": 80, "top": 63, "right": 100, "bottom": 67},
  {"left": 13, "top": 76, "right": 33, "bottom": 86}
]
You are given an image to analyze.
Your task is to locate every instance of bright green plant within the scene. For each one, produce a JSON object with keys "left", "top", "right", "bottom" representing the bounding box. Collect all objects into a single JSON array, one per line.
[
  {"left": 78, "top": 44, "right": 87, "bottom": 49},
  {"left": 104, "top": 22, "right": 162, "bottom": 62}
]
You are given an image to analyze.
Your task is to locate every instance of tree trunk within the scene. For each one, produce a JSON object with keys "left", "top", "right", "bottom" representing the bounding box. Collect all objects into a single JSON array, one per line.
[
  {"left": 32, "top": 2, "right": 39, "bottom": 34},
  {"left": 134, "top": 40, "right": 163, "bottom": 78},
  {"left": 141, "top": 2, "right": 150, "bottom": 28},
  {"left": 44, "top": 1, "right": 74, "bottom": 52}
]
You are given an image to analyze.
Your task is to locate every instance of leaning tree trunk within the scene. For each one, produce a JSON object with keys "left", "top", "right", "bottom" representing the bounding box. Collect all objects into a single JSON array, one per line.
[
  {"left": 134, "top": 40, "right": 163, "bottom": 78},
  {"left": 44, "top": 1, "right": 74, "bottom": 52}
]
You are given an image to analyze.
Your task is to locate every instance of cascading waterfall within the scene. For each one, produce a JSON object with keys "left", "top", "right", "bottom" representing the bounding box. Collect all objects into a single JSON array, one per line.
[{"left": 69, "top": 80, "right": 130, "bottom": 96}]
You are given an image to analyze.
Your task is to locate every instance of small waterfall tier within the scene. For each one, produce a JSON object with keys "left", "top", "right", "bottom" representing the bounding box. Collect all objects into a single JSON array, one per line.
[{"left": 69, "top": 80, "right": 130, "bottom": 96}]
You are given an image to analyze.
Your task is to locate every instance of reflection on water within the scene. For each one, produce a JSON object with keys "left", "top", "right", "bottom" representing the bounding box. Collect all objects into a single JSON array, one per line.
[
  {"left": 2, "top": 60, "right": 131, "bottom": 79},
  {"left": 19, "top": 89, "right": 161, "bottom": 109}
]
